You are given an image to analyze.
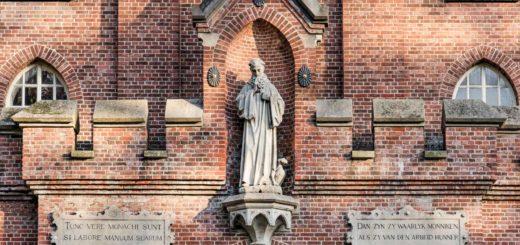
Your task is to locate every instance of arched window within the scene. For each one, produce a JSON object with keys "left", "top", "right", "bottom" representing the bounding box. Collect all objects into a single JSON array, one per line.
[
  {"left": 6, "top": 63, "right": 68, "bottom": 107},
  {"left": 453, "top": 64, "right": 517, "bottom": 106}
]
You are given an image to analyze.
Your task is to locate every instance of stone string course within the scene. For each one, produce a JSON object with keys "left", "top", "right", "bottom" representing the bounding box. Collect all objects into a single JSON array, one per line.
[{"left": 0, "top": 0, "right": 519, "bottom": 243}]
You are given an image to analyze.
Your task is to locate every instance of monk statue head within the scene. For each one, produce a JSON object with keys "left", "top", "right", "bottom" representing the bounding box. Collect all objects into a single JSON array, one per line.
[{"left": 249, "top": 58, "right": 265, "bottom": 78}]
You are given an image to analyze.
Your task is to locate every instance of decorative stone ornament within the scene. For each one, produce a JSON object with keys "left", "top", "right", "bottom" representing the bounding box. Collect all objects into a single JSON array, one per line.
[
  {"left": 207, "top": 65, "right": 220, "bottom": 87},
  {"left": 298, "top": 65, "right": 312, "bottom": 87},
  {"left": 347, "top": 206, "right": 469, "bottom": 245},
  {"left": 222, "top": 193, "right": 299, "bottom": 245},
  {"left": 253, "top": 0, "right": 265, "bottom": 7}
]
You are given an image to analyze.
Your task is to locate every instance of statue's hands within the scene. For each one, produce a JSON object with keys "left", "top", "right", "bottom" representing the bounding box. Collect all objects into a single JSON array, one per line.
[{"left": 261, "top": 87, "right": 271, "bottom": 100}]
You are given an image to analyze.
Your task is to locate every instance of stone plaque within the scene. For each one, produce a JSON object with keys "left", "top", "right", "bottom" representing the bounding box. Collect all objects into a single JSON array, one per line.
[
  {"left": 347, "top": 206, "right": 468, "bottom": 245},
  {"left": 51, "top": 206, "right": 173, "bottom": 245}
]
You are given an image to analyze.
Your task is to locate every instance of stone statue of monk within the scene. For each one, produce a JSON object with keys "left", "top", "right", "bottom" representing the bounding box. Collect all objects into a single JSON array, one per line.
[{"left": 236, "top": 58, "right": 286, "bottom": 194}]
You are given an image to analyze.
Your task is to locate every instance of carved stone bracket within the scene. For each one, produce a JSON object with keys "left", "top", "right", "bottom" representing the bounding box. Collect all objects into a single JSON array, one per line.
[
  {"left": 222, "top": 193, "right": 299, "bottom": 245},
  {"left": 347, "top": 206, "right": 468, "bottom": 245},
  {"left": 51, "top": 206, "right": 174, "bottom": 244}
]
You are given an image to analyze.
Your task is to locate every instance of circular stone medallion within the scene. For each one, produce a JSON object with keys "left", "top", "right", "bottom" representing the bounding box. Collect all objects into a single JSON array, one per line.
[
  {"left": 207, "top": 66, "right": 220, "bottom": 87},
  {"left": 253, "top": 0, "right": 265, "bottom": 7},
  {"left": 298, "top": 65, "right": 312, "bottom": 87}
]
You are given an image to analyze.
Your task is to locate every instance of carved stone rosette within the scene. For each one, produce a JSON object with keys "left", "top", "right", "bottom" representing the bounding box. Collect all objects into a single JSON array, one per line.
[
  {"left": 297, "top": 65, "right": 312, "bottom": 87},
  {"left": 207, "top": 65, "right": 220, "bottom": 87},
  {"left": 222, "top": 193, "right": 299, "bottom": 245}
]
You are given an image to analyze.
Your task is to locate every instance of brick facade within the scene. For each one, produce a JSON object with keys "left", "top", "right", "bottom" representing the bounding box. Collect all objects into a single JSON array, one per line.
[{"left": 0, "top": 0, "right": 519, "bottom": 244}]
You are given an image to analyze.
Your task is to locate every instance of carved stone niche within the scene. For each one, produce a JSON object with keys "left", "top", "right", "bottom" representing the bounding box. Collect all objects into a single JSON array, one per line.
[
  {"left": 347, "top": 206, "right": 468, "bottom": 245},
  {"left": 222, "top": 193, "right": 299, "bottom": 245},
  {"left": 51, "top": 206, "right": 174, "bottom": 245}
]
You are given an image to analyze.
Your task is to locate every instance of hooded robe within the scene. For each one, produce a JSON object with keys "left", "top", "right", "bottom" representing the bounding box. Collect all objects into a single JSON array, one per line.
[{"left": 236, "top": 74, "right": 284, "bottom": 187}]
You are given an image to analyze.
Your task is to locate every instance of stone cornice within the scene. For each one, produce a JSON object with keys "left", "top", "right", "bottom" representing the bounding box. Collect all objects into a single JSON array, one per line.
[
  {"left": 25, "top": 179, "right": 226, "bottom": 195},
  {"left": 192, "top": 0, "right": 328, "bottom": 34}
]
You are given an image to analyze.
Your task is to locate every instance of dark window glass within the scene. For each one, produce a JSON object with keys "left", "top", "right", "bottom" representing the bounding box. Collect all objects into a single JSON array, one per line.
[
  {"left": 41, "top": 87, "right": 53, "bottom": 100},
  {"left": 56, "top": 87, "right": 67, "bottom": 100},
  {"left": 25, "top": 87, "right": 37, "bottom": 106},
  {"left": 12, "top": 87, "right": 22, "bottom": 106},
  {"left": 25, "top": 67, "right": 37, "bottom": 84},
  {"left": 42, "top": 70, "right": 54, "bottom": 85}
]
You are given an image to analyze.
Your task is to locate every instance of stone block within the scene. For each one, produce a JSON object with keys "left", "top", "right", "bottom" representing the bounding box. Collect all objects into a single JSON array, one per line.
[
  {"left": 93, "top": 100, "right": 148, "bottom": 126},
  {"left": 373, "top": 99, "right": 424, "bottom": 124},
  {"left": 11, "top": 101, "right": 78, "bottom": 129},
  {"left": 316, "top": 99, "right": 352, "bottom": 126},
  {"left": 352, "top": 150, "right": 375, "bottom": 159},
  {"left": 495, "top": 106, "right": 520, "bottom": 130},
  {"left": 443, "top": 99, "right": 507, "bottom": 125},
  {"left": 424, "top": 150, "right": 448, "bottom": 159},
  {"left": 297, "top": 0, "right": 328, "bottom": 22},
  {"left": 70, "top": 150, "right": 94, "bottom": 159},
  {"left": 144, "top": 150, "right": 168, "bottom": 159},
  {"left": 52, "top": 206, "right": 173, "bottom": 244},
  {"left": 0, "top": 107, "right": 22, "bottom": 132},
  {"left": 347, "top": 206, "right": 468, "bottom": 245},
  {"left": 165, "top": 99, "right": 203, "bottom": 126}
]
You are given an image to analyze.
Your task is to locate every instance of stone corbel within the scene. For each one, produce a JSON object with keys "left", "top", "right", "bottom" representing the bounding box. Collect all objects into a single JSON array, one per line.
[
  {"left": 300, "top": 33, "right": 323, "bottom": 48},
  {"left": 12, "top": 100, "right": 78, "bottom": 131},
  {"left": 197, "top": 32, "right": 220, "bottom": 47},
  {"left": 494, "top": 106, "right": 520, "bottom": 134},
  {"left": 443, "top": 99, "right": 507, "bottom": 127},
  {"left": 165, "top": 99, "right": 203, "bottom": 127},
  {"left": 373, "top": 99, "right": 425, "bottom": 127},
  {"left": 222, "top": 193, "right": 299, "bottom": 245},
  {"left": 0, "top": 107, "right": 22, "bottom": 135},
  {"left": 93, "top": 100, "right": 148, "bottom": 127},
  {"left": 192, "top": 0, "right": 227, "bottom": 23},
  {"left": 295, "top": 0, "right": 328, "bottom": 23},
  {"left": 315, "top": 99, "right": 353, "bottom": 127}
]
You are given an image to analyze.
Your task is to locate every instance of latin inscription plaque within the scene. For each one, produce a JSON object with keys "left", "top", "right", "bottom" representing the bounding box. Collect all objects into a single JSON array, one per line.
[
  {"left": 347, "top": 206, "right": 468, "bottom": 245},
  {"left": 51, "top": 206, "right": 173, "bottom": 245}
]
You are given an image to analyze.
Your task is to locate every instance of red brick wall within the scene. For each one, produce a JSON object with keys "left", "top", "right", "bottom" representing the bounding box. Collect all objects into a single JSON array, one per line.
[
  {"left": 0, "top": 1, "right": 118, "bottom": 147},
  {"left": 374, "top": 126, "right": 425, "bottom": 176},
  {"left": 166, "top": 126, "right": 226, "bottom": 180},
  {"left": 0, "top": 135, "right": 23, "bottom": 186},
  {"left": 35, "top": 195, "right": 520, "bottom": 244},
  {"left": 0, "top": 201, "right": 37, "bottom": 244},
  {"left": 343, "top": 0, "right": 520, "bottom": 148},
  {"left": 295, "top": 126, "right": 352, "bottom": 180},
  {"left": 445, "top": 127, "right": 498, "bottom": 178},
  {"left": 21, "top": 127, "right": 75, "bottom": 180},
  {"left": 482, "top": 201, "right": 520, "bottom": 243},
  {"left": 0, "top": 0, "right": 519, "bottom": 242},
  {"left": 117, "top": 0, "right": 180, "bottom": 149},
  {"left": 496, "top": 134, "right": 520, "bottom": 182}
]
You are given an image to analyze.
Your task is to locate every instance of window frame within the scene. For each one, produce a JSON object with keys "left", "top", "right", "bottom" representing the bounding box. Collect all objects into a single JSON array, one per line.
[
  {"left": 452, "top": 63, "right": 517, "bottom": 106},
  {"left": 6, "top": 63, "right": 68, "bottom": 108}
]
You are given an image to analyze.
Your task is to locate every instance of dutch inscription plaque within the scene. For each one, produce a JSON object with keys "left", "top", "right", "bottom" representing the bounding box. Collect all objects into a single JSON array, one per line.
[
  {"left": 347, "top": 206, "right": 468, "bottom": 245},
  {"left": 51, "top": 206, "right": 173, "bottom": 245}
]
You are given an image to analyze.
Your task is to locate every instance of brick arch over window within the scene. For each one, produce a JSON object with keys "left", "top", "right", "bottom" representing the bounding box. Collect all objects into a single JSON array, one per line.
[
  {"left": 442, "top": 46, "right": 520, "bottom": 101},
  {"left": 212, "top": 6, "right": 308, "bottom": 67},
  {"left": 0, "top": 44, "right": 83, "bottom": 107}
]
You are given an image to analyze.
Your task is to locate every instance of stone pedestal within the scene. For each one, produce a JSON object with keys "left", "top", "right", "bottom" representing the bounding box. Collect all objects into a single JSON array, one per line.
[{"left": 222, "top": 193, "right": 299, "bottom": 245}]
